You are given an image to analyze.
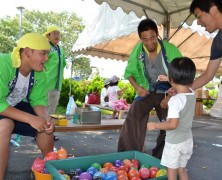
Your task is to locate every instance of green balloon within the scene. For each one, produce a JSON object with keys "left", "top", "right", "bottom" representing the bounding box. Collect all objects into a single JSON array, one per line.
[
  {"left": 140, "top": 164, "right": 151, "bottom": 169},
  {"left": 91, "top": 163, "right": 102, "bottom": 170}
]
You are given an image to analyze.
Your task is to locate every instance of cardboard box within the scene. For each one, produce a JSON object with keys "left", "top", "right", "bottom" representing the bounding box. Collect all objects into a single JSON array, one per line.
[
  {"left": 45, "top": 151, "right": 167, "bottom": 180},
  {"left": 76, "top": 107, "right": 101, "bottom": 124}
]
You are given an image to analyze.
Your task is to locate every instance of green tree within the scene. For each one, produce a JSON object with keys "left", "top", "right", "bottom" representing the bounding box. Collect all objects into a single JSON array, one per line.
[
  {"left": 0, "top": 10, "right": 92, "bottom": 78},
  {"left": 72, "top": 56, "right": 92, "bottom": 79}
]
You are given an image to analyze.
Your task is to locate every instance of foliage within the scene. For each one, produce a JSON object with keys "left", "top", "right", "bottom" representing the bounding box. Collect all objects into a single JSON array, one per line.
[
  {"left": 0, "top": 10, "right": 92, "bottom": 79},
  {"left": 71, "top": 56, "right": 92, "bottom": 80},
  {"left": 118, "top": 81, "right": 136, "bottom": 103},
  {"left": 59, "top": 77, "right": 136, "bottom": 108},
  {"left": 203, "top": 99, "right": 214, "bottom": 109},
  {"left": 59, "top": 79, "right": 86, "bottom": 107}
]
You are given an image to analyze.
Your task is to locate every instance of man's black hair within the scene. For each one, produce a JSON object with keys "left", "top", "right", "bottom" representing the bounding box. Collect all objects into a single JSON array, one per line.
[
  {"left": 168, "top": 57, "right": 196, "bottom": 85},
  {"left": 190, "top": 0, "right": 222, "bottom": 14},
  {"left": 137, "top": 19, "right": 158, "bottom": 38}
]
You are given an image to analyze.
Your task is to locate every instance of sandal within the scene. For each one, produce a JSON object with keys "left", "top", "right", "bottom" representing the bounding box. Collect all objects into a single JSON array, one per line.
[{"left": 54, "top": 136, "right": 59, "bottom": 141}]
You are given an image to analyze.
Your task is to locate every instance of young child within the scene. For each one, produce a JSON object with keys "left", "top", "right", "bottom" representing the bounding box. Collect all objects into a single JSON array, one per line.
[
  {"left": 147, "top": 57, "right": 196, "bottom": 180},
  {"left": 100, "top": 78, "right": 110, "bottom": 107},
  {"left": 107, "top": 75, "right": 126, "bottom": 119}
]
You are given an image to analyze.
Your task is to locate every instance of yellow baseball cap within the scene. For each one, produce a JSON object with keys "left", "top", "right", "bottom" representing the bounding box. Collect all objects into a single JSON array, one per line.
[
  {"left": 43, "top": 25, "right": 60, "bottom": 37},
  {"left": 11, "top": 32, "right": 50, "bottom": 68}
]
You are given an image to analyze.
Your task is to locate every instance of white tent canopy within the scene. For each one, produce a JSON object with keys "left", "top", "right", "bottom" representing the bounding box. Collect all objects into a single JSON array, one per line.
[
  {"left": 72, "top": 2, "right": 222, "bottom": 74},
  {"left": 72, "top": 3, "right": 144, "bottom": 53},
  {"left": 94, "top": 0, "right": 195, "bottom": 38}
]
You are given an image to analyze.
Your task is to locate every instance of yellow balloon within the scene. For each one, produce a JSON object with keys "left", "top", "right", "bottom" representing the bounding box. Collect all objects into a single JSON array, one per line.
[{"left": 156, "top": 169, "right": 167, "bottom": 177}]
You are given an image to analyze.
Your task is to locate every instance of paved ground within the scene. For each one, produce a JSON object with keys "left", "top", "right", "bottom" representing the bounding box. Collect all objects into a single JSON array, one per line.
[{"left": 5, "top": 114, "right": 222, "bottom": 180}]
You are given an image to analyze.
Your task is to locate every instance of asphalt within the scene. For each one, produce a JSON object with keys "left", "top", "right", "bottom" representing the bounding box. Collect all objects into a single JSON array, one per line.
[{"left": 5, "top": 114, "right": 222, "bottom": 180}]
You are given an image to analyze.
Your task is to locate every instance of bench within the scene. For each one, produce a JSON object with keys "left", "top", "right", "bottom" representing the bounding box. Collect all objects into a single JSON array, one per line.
[
  {"left": 85, "top": 104, "right": 128, "bottom": 119},
  {"left": 55, "top": 119, "right": 125, "bottom": 132}
]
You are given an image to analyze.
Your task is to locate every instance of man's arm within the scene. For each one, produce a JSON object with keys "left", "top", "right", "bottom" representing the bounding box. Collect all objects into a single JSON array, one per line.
[
  {"left": 128, "top": 76, "right": 149, "bottom": 97},
  {"left": 192, "top": 58, "right": 222, "bottom": 90},
  {"left": 0, "top": 106, "right": 49, "bottom": 133}
]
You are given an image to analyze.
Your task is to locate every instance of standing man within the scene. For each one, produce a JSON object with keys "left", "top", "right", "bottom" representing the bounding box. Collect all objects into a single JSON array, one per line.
[
  {"left": 117, "top": 19, "right": 182, "bottom": 159},
  {"left": 190, "top": 0, "right": 222, "bottom": 89},
  {"left": 0, "top": 33, "right": 54, "bottom": 179},
  {"left": 44, "top": 26, "right": 66, "bottom": 140}
]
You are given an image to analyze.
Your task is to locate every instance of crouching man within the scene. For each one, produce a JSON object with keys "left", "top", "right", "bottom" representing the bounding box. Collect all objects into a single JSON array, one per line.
[{"left": 0, "top": 32, "right": 54, "bottom": 180}]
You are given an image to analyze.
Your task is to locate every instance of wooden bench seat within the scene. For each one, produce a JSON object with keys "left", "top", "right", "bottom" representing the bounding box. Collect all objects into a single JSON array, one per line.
[
  {"left": 85, "top": 104, "right": 128, "bottom": 119},
  {"left": 55, "top": 119, "right": 125, "bottom": 132}
]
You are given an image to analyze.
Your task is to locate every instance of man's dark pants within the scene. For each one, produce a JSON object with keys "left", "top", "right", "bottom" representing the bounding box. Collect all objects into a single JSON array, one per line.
[{"left": 117, "top": 92, "right": 167, "bottom": 159}]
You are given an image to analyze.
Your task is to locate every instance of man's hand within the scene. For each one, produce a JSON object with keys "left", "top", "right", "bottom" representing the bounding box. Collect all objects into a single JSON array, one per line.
[
  {"left": 147, "top": 122, "right": 156, "bottom": 131},
  {"left": 136, "top": 86, "right": 149, "bottom": 97},
  {"left": 158, "top": 75, "right": 169, "bottom": 82},
  {"left": 29, "top": 116, "right": 54, "bottom": 133}
]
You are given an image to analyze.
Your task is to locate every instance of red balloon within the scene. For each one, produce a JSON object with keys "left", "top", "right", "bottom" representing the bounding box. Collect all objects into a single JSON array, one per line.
[
  {"left": 131, "top": 177, "right": 141, "bottom": 180},
  {"left": 32, "top": 157, "right": 45, "bottom": 173},
  {"left": 149, "top": 169, "right": 158, "bottom": 178},
  {"left": 44, "top": 151, "right": 58, "bottom": 161},
  {"left": 110, "top": 166, "right": 119, "bottom": 173},
  {"left": 131, "top": 159, "right": 140, "bottom": 168},
  {"left": 129, "top": 163, "right": 139, "bottom": 169},
  {"left": 139, "top": 167, "right": 150, "bottom": 179}
]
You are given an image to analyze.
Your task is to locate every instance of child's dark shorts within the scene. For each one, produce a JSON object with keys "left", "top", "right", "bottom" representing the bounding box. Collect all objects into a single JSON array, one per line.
[{"left": 0, "top": 101, "right": 37, "bottom": 137}]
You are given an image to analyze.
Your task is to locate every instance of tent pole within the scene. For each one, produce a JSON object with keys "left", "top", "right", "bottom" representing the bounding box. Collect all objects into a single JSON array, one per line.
[
  {"left": 168, "top": 13, "right": 192, "bottom": 41},
  {"left": 69, "top": 59, "right": 73, "bottom": 96}
]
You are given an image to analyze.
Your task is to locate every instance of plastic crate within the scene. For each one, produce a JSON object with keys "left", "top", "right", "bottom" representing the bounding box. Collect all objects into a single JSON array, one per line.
[{"left": 45, "top": 151, "right": 167, "bottom": 180}]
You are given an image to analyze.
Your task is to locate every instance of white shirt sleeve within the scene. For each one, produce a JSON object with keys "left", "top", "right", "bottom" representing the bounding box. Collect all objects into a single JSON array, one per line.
[{"left": 167, "top": 94, "right": 187, "bottom": 118}]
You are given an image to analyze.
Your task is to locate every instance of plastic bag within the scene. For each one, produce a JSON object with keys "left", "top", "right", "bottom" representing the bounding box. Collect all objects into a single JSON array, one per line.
[{"left": 66, "top": 96, "right": 77, "bottom": 116}]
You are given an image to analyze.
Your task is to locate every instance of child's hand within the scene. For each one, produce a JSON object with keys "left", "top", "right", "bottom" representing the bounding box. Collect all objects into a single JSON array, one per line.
[{"left": 147, "top": 122, "right": 156, "bottom": 131}]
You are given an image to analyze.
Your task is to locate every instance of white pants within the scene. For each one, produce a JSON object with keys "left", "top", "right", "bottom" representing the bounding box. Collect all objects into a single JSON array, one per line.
[{"left": 48, "top": 90, "right": 60, "bottom": 114}]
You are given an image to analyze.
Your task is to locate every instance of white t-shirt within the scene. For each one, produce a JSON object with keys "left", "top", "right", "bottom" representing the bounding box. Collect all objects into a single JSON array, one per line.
[
  {"left": 100, "top": 87, "right": 108, "bottom": 106},
  {"left": 107, "top": 86, "right": 120, "bottom": 107},
  {"left": 6, "top": 72, "right": 30, "bottom": 106},
  {"left": 166, "top": 88, "right": 196, "bottom": 144}
]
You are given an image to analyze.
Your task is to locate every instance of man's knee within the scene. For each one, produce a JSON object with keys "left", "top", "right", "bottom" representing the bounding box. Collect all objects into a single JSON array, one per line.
[{"left": 0, "top": 119, "right": 14, "bottom": 137}]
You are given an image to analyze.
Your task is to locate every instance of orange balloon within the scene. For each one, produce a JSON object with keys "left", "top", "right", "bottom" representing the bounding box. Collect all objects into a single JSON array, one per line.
[
  {"left": 118, "top": 174, "right": 129, "bottom": 180},
  {"left": 117, "top": 170, "right": 128, "bottom": 177},
  {"left": 100, "top": 167, "right": 109, "bottom": 174},
  {"left": 128, "top": 169, "right": 140, "bottom": 179},
  {"left": 57, "top": 147, "right": 68, "bottom": 160},
  {"left": 103, "top": 162, "right": 113, "bottom": 170},
  {"left": 123, "top": 159, "right": 131, "bottom": 167}
]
